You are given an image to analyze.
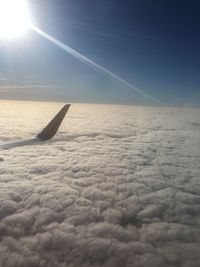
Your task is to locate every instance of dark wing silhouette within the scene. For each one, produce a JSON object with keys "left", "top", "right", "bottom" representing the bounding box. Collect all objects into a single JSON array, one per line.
[
  {"left": 0, "top": 104, "right": 70, "bottom": 150},
  {"left": 37, "top": 104, "right": 70, "bottom": 141}
]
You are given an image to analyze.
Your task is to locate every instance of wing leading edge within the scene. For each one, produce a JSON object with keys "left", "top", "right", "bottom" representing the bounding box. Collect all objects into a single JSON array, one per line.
[{"left": 0, "top": 104, "right": 70, "bottom": 150}]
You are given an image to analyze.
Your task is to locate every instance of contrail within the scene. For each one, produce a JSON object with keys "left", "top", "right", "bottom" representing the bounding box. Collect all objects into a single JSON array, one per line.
[{"left": 31, "top": 25, "right": 164, "bottom": 106}]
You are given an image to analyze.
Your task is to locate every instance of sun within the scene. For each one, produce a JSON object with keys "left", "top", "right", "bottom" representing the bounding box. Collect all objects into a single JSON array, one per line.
[{"left": 0, "top": 0, "right": 32, "bottom": 39}]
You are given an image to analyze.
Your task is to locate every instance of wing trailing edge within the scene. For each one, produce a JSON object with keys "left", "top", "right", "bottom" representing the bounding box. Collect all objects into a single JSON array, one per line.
[{"left": 0, "top": 104, "right": 70, "bottom": 150}]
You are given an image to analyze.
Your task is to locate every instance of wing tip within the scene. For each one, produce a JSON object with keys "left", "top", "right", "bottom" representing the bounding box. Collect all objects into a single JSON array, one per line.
[{"left": 37, "top": 104, "right": 71, "bottom": 141}]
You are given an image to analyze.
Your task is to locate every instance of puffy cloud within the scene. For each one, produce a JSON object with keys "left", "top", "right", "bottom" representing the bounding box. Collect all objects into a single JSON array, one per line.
[{"left": 0, "top": 101, "right": 200, "bottom": 266}]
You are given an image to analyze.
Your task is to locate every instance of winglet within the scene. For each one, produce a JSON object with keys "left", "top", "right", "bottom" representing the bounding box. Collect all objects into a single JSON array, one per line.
[{"left": 37, "top": 104, "right": 70, "bottom": 141}]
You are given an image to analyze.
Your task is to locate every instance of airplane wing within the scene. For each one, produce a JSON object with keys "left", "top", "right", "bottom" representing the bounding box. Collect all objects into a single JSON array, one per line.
[{"left": 0, "top": 104, "right": 70, "bottom": 150}]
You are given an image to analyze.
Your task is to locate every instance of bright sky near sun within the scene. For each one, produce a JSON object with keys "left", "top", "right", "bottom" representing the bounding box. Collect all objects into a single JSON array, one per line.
[
  {"left": 0, "top": 0, "right": 31, "bottom": 39},
  {"left": 0, "top": 0, "right": 199, "bottom": 107}
]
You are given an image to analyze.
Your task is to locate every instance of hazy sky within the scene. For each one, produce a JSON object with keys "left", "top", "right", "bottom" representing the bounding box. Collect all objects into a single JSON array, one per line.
[{"left": 0, "top": 0, "right": 200, "bottom": 106}]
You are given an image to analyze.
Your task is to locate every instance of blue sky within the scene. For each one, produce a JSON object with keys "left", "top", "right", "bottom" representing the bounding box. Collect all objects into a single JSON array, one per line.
[{"left": 0, "top": 0, "right": 200, "bottom": 106}]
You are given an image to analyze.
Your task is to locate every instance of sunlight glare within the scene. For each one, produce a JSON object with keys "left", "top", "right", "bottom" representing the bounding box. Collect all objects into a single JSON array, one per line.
[{"left": 0, "top": 0, "right": 32, "bottom": 39}]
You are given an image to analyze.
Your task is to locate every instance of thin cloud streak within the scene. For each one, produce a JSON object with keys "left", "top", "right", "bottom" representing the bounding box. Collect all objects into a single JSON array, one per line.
[
  {"left": 0, "top": 73, "right": 7, "bottom": 81},
  {"left": 0, "top": 85, "right": 62, "bottom": 91},
  {"left": 32, "top": 25, "right": 164, "bottom": 106}
]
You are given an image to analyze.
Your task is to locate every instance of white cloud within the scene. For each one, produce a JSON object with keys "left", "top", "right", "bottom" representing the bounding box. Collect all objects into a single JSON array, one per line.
[{"left": 0, "top": 102, "right": 200, "bottom": 266}]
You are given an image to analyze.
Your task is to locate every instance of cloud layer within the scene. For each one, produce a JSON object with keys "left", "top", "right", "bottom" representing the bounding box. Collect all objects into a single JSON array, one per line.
[{"left": 0, "top": 101, "right": 200, "bottom": 267}]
